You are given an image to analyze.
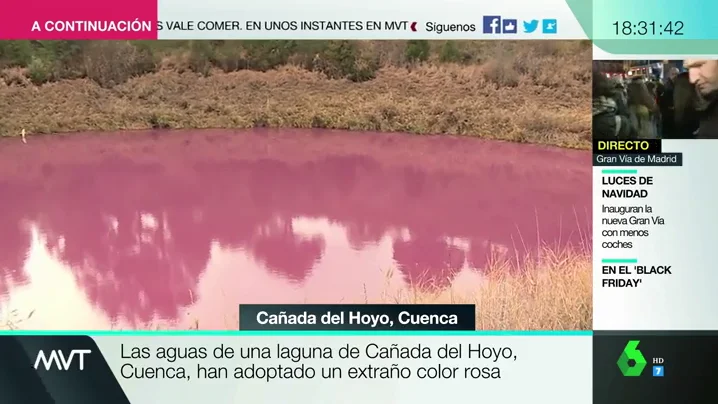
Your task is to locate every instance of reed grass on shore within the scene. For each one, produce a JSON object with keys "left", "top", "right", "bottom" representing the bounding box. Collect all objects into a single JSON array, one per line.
[{"left": 394, "top": 250, "right": 592, "bottom": 331}]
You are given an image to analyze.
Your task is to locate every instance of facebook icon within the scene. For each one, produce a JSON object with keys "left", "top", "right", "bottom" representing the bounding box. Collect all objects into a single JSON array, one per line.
[
  {"left": 502, "top": 19, "right": 517, "bottom": 33},
  {"left": 483, "top": 16, "right": 502, "bottom": 33}
]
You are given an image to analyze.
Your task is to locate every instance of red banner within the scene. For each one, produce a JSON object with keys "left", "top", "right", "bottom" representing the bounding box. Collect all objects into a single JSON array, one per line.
[{"left": 0, "top": 0, "right": 158, "bottom": 39}]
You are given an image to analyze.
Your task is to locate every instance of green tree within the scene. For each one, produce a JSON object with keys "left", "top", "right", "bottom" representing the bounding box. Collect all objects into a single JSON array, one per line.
[
  {"left": 439, "top": 42, "right": 461, "bottom": 63},
  {"left": 404, "top": 40, "right": 430, "bottom": 63}
]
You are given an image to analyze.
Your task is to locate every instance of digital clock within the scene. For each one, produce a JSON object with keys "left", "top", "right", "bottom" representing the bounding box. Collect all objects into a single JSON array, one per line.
[{"left": 613, "top": 21, "right": 684, "bottom": 36}]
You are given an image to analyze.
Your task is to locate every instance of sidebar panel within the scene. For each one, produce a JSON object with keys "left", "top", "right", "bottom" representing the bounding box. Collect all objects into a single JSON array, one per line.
[{"left": 592, "top": 59, "right": 718, "bottom": 403}]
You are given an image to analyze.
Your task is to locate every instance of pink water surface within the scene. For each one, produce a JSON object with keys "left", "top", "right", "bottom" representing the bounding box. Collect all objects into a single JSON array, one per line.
[{"left": 0, "top": 129, "right": 591, "bottom": 329}]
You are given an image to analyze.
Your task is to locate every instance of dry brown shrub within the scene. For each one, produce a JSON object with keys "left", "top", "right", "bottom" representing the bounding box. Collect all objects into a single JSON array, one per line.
[
  {"left": 482, "top": 59, "right": 521, "bottom": 87},
  {"left": 83, "top": 41, "right": 158, "bottom": 88},
  {"left": 384, "top": 249, "right": 592, "bottom": 330},
  {"left": 0, "top": 68, "right": 29, "bottom": 86}
]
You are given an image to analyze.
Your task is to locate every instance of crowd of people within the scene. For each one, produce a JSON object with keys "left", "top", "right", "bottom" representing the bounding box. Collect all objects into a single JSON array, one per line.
[{"left": 593, "top": 59, "right": 718, "bottom": 139}]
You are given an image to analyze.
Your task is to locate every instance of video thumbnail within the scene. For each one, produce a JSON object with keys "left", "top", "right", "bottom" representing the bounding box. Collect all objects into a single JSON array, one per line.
[
  {"left": 593, "top": 59, "right": 718, "bottom": 139},
  {"left": 0, "top": 40, "right": 592, "bottom": 330}
]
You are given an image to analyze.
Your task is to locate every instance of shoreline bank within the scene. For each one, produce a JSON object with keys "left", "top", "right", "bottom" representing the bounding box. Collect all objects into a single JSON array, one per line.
[{"left": 1, "top": 64, "right": 591, "bottom": 149}]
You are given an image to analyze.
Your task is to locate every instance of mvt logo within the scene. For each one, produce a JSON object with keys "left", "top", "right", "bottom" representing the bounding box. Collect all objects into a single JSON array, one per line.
[{"left": 34, "top": 349, "right": 92, "bottom": 371}]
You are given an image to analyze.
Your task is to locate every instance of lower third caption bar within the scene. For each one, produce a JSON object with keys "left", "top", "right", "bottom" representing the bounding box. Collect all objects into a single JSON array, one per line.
[{"left": 238, "top": 304, "right": 476, "bottom": 331}]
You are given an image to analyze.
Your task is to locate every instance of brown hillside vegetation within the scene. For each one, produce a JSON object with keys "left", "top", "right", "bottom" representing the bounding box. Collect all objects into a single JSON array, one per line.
[{"left": 0, "top": 40, "right": 592, "bottom": 148}]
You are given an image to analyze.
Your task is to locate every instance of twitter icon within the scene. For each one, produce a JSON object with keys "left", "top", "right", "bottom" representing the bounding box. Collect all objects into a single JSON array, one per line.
[{"left": 523, "top": 20, "right": 538, "bottom": 33}]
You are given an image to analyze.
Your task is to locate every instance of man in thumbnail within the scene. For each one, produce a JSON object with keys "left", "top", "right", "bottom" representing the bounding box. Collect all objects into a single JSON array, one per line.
[
  {"left": 592, "top": 71, "right": 632, "bottom": 139},
  {"left": 626, "top": 80, "right": 660, "bottom": 138},
  {"left": 685, "top": 59, "right": 718, "bottom": 137},
  {"left": 672, "top": 72, "right": 701, "bottom": 138},
  {"left": 658, "top": 68, "right": 677, "bottom": 136},
  {"left": 665, "top": 66, "right": 680, "bottom": 85},
  {"left": 611, "top": 76, "right": 629, "bottom": 113}
]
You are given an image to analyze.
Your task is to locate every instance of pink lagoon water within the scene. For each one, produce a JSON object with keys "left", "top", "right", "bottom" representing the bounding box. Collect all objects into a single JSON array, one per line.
[{"left": 0, "top": 129, "right": 591, "bottom": 329}]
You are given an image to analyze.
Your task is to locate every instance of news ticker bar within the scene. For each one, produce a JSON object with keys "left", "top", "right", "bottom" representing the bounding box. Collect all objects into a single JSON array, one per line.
[
  {"left": 0, "top": 0, "right": 586, "bottom": 40},
  {"left": 0, "top": 330, "right": 715, "bottom": 404},
  {"left": 2, "top": 0, "right": 718, "bottom": 53},
  {"left": 1, "top": 19, "right": 577, "bottom": 40},
  {"left": 238, "top": 304, "right": 476, "bottom": 331}
]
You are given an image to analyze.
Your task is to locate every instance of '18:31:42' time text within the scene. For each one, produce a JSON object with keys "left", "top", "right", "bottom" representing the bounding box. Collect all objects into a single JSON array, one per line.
[{"left": 613, "top": 21, "right": 684, "bottom": 36}]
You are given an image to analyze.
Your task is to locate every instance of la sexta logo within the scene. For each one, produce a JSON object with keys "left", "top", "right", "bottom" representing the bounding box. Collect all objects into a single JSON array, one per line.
[
  {"left": 33, "top": 349, "right": 92, "bottom": 371},
  {"left": 617, "top": 340, "right": 647, "bottom": 377}
]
